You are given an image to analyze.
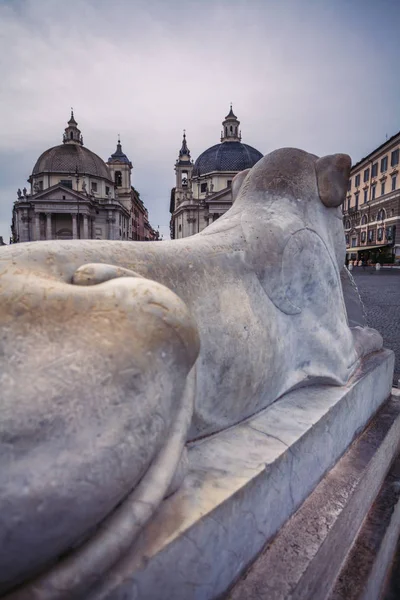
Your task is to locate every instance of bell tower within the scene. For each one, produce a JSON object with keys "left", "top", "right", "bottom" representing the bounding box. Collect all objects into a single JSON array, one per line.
[
  {"left": 221, "top": 104, "right": 241, "bottom": 143},
  {"left": 107, "top": 136, "right": 132, "bottom": 211},
  {"left": 174, "top": 130, "right": 193, "bottom": 206}
]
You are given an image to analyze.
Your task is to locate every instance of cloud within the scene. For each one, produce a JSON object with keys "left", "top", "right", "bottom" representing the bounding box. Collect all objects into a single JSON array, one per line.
[{"left": 0, "top": 0, "right": 399, "bottom": 242}]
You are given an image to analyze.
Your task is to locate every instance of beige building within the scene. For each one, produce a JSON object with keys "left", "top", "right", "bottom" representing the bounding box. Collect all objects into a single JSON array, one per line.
[
  {"left": 170, "top": 107, "right": 263, "bottom": 239},
  {"left": 343, "top": 131, "right": 400, "bottom": 264},
  {"left": 11, "top": 112, "right": 157, "bottom": 243}
]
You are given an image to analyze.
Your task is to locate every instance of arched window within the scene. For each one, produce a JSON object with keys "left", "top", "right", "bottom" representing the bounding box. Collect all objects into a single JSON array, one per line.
[
  {"left": 115, "top": 171, "right": 122, "bottom": 187},
  {"left": 70, "top": 131, "right": 73, "bottom": 140},
  {"left": 377, "top": 208, "right": 386, "bottom": 221},
  {"left": 361, "top": 214, "right": 368, "bottom": 225},
  {"left": 230, "top": 126, "right": 233, "bottom": 133}
]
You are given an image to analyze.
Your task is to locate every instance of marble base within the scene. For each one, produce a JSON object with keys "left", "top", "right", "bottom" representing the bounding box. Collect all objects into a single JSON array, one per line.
[
  {"left": 88, "top": 349, "right": 395, "bottom": 600},
  {"left": 229, "top": 389, "right": 400, "bottom": 600}
]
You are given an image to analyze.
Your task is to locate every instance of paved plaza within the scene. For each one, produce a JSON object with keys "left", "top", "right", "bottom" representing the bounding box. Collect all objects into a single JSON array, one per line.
[{"left": 352, "top": 268, "right": 400, "bottom": 385}]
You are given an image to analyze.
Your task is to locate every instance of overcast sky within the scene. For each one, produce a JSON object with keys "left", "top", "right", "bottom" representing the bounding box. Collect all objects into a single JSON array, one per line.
[{"left": 0, "top": 0, "right": 399, "bottom": 242}]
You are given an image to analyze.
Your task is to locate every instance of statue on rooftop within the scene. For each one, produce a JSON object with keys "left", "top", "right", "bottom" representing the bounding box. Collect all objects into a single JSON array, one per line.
[{"left": 0, "top": 147, "right": 382, "bottom": 599}]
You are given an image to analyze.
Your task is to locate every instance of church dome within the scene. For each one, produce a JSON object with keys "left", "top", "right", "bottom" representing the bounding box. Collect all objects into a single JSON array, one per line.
[
  {"left": 32, "top": 111, "right": 112, "bottom": 181},
  {"left": 193, "top": 141, "right": 263, "bottom": 176},
  {"left": 32, "top": 144, "right": 112, "bottom": 180}
]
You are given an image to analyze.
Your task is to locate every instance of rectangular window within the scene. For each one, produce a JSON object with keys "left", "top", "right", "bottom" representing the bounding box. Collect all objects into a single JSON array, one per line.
[
  {"left": 368, "top": 229, "right": 375, "bottom": 242},
  {"left": 381, "top": 182, "right": 385, "bottom": 196},
  {"left": 347, "top": 179, "right": 351, "bottom": 191},
  {"left": 227, "top": 180, "right": 232, "bottom": 188},
  {"left": 200, "top": 183, "right": 207, "bottom": 193},
  {"left": 371, "top": 184, "right": 376, "bottom": 200},
  {"left": 363, "top": 189, "right": 368, "bottom": 203},
  {"left": 355, "top": 174, "right": 360, "bottom": 187},
  {"left": 380, "top": 156, "right": 388, "bottom": 173},
  {"left": 363, "top": 168, "right": 370, "bottom": 182},
  {"left": 391, "top": 149, "right": 399, "bottom": 167},
  {"left": 345, "top": 235, "right": 349, "bottom": 245},
  {"left": 392, "top": 175, "right": 397, "bottom": 191},
  {"left": 351, "top": 238, "right": 357, "bottom": 248},
  {"left": 347, "top": 197, "right": 351, "bottom": 211},
  {"left": 60, "top": 179, "right": 72, "bottom": 189},
  {"left": 387, "top": 226, "right": 393, "bottom": 240},
  {"left": 91, "top": 182, "right": 98, "bottom": 192},
  {"left": 105, "top": 186, "right": 110, "bottom": 195},
  {"left": 355, "top": 192, "right": 359, "bottom": 210},
  {"left": 361, "top": 231, "right": 366, "bottom": 242},
  {"left": 371, "top": 163, "right": 378, "bottom": 178},
  {"left": 377, "top": 228, "right": 383, "bottom": 241}
]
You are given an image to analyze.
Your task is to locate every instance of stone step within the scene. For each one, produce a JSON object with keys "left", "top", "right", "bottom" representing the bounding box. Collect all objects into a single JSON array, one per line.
[
  {"left": 226, "top": 390, "right": 400, "bottom": 600},
  {"left": 330, "top": 449, "right": 400, "bottom": 600}
]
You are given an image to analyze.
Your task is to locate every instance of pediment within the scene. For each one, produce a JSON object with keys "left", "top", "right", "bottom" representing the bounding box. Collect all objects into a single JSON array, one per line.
[
  {"left": 207, "top": 187, "right": 232, "bottom": 204},
  {"left": 32, "top": 184, "right": 88, "bottom": 203}
]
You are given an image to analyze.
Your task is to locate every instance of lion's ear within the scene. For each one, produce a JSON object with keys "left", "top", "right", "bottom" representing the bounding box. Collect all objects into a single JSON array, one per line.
[
  {"left": 316, "top": 154, "right": 351, "bottom": 207},
  {"left": 232, "top": 169, "right": 250, "bottom": 203}
]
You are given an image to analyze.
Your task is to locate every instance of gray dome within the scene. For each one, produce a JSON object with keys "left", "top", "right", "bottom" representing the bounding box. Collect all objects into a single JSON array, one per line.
[
  {"left": 193, "top": 141, "right": 263, "bottom": 176},
  {"left": 32, "top": 144, "right": 112, "bottom": 181},
  {"left": 108, "top": 141, "right": 132, "bottom": 166}
]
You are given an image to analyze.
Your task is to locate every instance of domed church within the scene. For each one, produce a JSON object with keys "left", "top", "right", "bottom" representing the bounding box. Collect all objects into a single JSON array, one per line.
[
  {"left": 11, "top": 111, "right": 157, "bottom": 243},
  {"left": 169, "top": 106, "right": 263, "bottom": 239}
]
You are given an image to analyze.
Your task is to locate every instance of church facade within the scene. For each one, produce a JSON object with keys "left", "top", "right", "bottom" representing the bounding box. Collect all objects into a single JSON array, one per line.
[
  {"left": 11, "top": 112, "right": 158, "bottom": 243},
  {"left": 169, "top": 107, "right": 263, "bottom": 239}
]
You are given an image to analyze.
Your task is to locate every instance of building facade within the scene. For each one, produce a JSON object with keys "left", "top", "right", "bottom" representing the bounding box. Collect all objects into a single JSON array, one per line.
[
  {"left": 343, "top": 131, "right": 400, "bottom": 264},
  {"left": 170, "top": 107, "right": 263, "bottom": 239},
  {"left": 11, "top": 112, "right": 158, "bottom": 243}
]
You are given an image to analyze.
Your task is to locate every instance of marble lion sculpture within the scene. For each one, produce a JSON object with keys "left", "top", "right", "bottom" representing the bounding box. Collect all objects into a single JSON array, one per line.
[{"left": 0, "top": 147, "right": 382, "bottom": 599}]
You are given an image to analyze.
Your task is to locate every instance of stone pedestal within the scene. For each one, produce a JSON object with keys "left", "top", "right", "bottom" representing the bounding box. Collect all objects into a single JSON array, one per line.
[{"left": 87, "top": 349, "right": 395, "bottom": 600}]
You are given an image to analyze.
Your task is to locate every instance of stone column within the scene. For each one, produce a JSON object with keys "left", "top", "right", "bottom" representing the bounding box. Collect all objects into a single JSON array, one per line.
[
  {"left": 35, "top": 213, "right": 41, "bottom": 241},
  {"left": 83, "top": 215, "right": 89, "bottom": 239},
  {"left": 46, "top": 213, "right": 52, "bottom": 240},
  {"left": 107, "top": 211, "right": 116, "bottom": 240},
  {"left": 193, "top": 213, "right": 197, "bottom": 236},
  {"left": 21, "top": 210, "right": 31, "bottom": 242},
  {"left": 72, "top": 213, "right": 77, "bottom": 239}
]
